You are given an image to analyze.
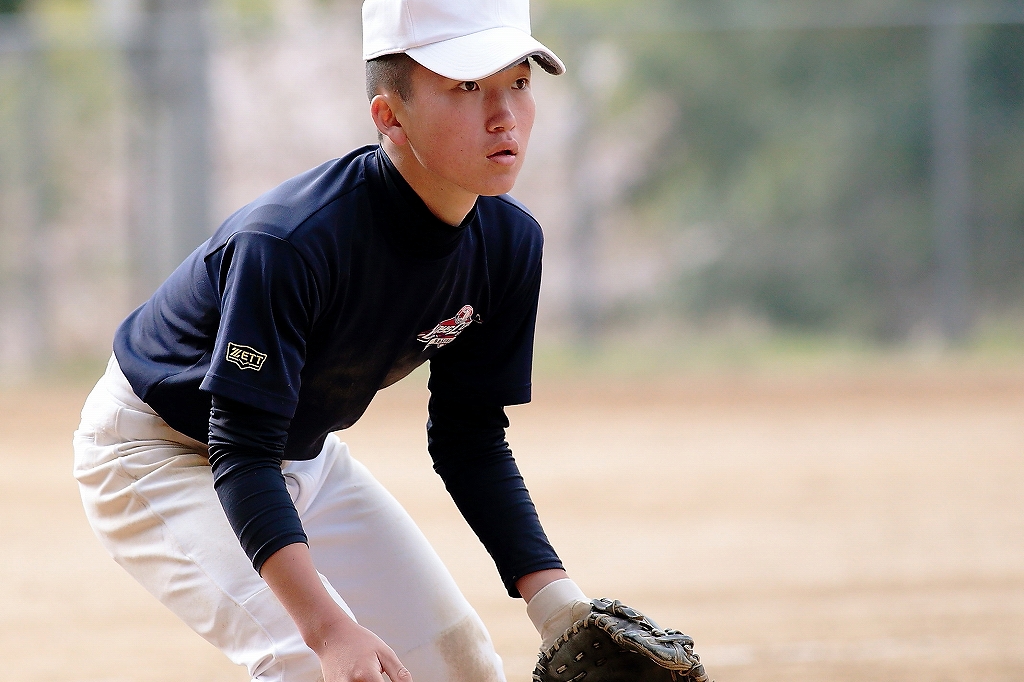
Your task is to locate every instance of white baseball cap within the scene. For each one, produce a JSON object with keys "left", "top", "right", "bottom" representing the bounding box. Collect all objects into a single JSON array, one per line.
[{"left": 362, "top": 0, "right": 566, "bottom": 81}]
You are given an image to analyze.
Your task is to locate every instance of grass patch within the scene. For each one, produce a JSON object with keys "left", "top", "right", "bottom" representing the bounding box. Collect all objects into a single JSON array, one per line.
[{"left": 533, "top": 324, "right": 1024, "bottom": 381}]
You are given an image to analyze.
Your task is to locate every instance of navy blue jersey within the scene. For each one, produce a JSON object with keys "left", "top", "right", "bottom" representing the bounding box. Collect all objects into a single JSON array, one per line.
[{"left": 114, "top": 146, "right": 542, "bottom": 460}]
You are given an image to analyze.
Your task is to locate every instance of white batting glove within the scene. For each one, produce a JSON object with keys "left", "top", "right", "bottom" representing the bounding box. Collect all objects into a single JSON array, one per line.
[{"left": 526, "top": 578, "right": 593, "bottom": 650}]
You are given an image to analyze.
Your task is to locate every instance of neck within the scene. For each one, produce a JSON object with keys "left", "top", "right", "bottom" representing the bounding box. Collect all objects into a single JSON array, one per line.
[{"left": 381, "top": 139, "right": 477, "bottom": 226}]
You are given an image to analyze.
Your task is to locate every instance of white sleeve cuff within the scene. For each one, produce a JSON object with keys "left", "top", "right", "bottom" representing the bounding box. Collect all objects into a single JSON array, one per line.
[{"left": 526, "top": 578, "right": 589, "bottom": 634}]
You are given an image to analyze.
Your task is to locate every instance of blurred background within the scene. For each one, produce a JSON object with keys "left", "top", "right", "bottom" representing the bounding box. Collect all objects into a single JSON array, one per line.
[{"left": 1, "top": 0, "right": 1023, "bottom": 379}]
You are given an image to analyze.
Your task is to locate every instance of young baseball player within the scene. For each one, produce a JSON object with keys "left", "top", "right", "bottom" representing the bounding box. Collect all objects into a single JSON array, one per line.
[{"left": 73, "top": 1, "right": 594, "bottom": 681}]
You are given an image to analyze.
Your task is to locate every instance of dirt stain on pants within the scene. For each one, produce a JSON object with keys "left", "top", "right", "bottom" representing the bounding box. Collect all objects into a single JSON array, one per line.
[{"left": 436, "top": 614, "right": 506, "bottom": 682}]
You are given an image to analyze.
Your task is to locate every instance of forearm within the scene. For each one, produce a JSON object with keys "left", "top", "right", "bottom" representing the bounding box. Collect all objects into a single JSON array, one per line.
[
  {"left": 207, "top": 396, "right": 412, "bottom": 681},
  {"left": 427, "top": 396, "right": 563, "bottom": 596},
  {"left": 208, "top": 395, "right": 306, "bottom": 571},
  {"left": 259, "top": 543, "right": 356, "bottom": 653},
  {"left": 431, "top": 446, "right": 563, "bottom": 593}
]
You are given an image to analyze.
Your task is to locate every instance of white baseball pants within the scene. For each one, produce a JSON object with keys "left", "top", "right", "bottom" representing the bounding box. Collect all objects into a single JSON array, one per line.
[{"left": 73, "top": 355, "right": 506, "bottom": 682}]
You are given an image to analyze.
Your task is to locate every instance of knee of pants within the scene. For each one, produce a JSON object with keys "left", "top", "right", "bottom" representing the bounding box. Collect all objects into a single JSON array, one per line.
[{"left": 400, "top": 612, "right": 507, "bottom": 682}]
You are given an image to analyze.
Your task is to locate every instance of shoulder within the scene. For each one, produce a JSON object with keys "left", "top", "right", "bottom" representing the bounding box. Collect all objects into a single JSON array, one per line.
[
  {"left": 476, "top": 194, "right": 544, "bottom": 254},
  {"left": 211, "top": 145, "right": 377, "bottom": 247},
  {"left": 471, "top": 195, "right": 544, "bottom": 296}
]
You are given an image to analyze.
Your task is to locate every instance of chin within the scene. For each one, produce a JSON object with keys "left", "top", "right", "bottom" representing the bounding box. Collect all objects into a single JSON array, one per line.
[
  {"left": 475, "top": 172, "right": 521, "bottom": 197},
  {"left": 479, "top": 185, "right": 516, "bottom": 197}
]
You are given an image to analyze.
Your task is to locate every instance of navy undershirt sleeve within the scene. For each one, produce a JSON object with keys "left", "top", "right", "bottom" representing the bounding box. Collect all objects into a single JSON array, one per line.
[
  {"left": 427, "top": 394, "right": 563, "bottom": 598},
  {"left": 207, "top": 394, "right": 307, "bottom": 573}
]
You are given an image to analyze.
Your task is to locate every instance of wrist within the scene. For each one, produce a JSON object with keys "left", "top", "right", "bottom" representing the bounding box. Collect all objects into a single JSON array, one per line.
[
  {"left": 301, "top": 608, "right": 358, "bottom": 656},
  {"left": 526, "top": 578, "right": 591, "bottom": 648},
  {"left": 516, "top": 568, "right": 568, "bottom": 602},
  {"left": 258, "top": 544, "right": 358, "bottom": 655}
]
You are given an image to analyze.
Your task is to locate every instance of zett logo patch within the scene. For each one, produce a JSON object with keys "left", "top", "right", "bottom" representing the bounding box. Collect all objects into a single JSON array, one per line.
[
  {"left": 226, "top": 342, "right": 267, "bottom": 371},
  {"left": 417, "top": 305, "right": 480, "bottom": 349}
]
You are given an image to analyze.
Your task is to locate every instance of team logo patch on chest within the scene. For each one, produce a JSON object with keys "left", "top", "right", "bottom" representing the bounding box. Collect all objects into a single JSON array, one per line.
[
  {"left": 226, "top": 342, "right": 268, "bottom": 371},
  {"left": 417, "top": 305, "right": 480, "bottom": 349}
]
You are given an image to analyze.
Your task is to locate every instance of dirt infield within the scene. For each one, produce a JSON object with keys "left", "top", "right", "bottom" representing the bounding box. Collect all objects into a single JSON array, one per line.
[{"left": 3, "top": 362, "right": 1023, "bottom": 682}]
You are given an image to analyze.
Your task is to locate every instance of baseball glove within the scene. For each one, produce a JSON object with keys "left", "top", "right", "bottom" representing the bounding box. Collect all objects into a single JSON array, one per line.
[{"left": 532, "top": 598, "right": 710, "bottom": 682}]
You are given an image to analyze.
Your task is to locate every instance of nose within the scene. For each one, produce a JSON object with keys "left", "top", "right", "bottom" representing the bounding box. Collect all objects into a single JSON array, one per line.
[{"left": 486, "top": 92, "right": 516, "bottom": 133}]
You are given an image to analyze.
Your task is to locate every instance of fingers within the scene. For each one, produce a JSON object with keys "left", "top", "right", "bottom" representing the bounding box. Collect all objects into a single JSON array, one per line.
[
  {"left": 377, "top": 648, "right": 413, "bottom": 682},
  {"left": 314, "top": 622, "right": 412, "bottom": 682}
]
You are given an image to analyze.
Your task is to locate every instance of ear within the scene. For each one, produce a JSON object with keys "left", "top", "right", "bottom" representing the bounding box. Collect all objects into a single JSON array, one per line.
[{"left": 370, "top": 94, "right": 408, "bottom": 146}]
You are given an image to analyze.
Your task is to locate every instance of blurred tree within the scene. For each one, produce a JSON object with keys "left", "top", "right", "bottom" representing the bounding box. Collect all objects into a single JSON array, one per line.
[
  {"left": 219, "top": 0, "right": 276, "bottom": 36},
  {"left": 537, "top": 0, "right": 1024, "bottom": 342},
  {"left": 0, "top": 0, "right": 27, "bottom": 15},
  {"left": 972, "top": 23, "right": 1024, "bottom": 308}
]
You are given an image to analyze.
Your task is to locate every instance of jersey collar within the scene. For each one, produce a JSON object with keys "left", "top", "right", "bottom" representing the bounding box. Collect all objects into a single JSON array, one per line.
[{"left": 372, "top": 146, "right": 477, "bottom": 260}]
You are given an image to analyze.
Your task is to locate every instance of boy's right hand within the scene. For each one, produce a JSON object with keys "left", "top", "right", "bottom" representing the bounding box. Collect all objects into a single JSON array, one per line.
[
  {"left": 259, "top": 542, "right": 413, "bottom": 682},
  {"left": 313, "top": 616, "right": 413, "bottom": 682}
]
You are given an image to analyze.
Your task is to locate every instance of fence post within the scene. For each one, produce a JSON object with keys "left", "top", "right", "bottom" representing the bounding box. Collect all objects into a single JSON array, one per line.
[
  {"left": 0, "top": 7, "right": 51, "bottom": 375},
  {"left": 930, "top": 4, "right": 972, "bottom": 343},
  {"left": 126, "top": 0, "right": 211, "bottom": 302}
]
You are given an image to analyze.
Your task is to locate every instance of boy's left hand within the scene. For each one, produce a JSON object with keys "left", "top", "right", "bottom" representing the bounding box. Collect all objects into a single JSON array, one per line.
[{"left": 532, "top": 598, "right": 711, "bottom": 682}]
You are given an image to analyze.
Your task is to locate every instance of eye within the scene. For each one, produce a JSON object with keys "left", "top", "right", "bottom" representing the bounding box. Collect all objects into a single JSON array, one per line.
[
  {"left": 513, "top": 77, "right": 530, "bottom": 90},
  {"left": 458, "top": 81, "right": 480, "bottom": 92}
]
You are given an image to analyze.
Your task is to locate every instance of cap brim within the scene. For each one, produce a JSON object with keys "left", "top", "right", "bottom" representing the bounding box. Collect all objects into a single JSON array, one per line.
[{"left": 404, "top": 26, "right": 565, "bottom": 81}]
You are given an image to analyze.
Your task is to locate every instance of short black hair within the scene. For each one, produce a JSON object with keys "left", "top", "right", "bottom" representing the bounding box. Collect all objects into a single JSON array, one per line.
[{"left": 365, "top": 53, "right": 416, "bottom": 102}]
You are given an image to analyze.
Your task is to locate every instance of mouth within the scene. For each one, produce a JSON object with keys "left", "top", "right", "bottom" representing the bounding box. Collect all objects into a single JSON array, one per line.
[{"left": 487, "top": 140, "right": 520, "bottom": 163}]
